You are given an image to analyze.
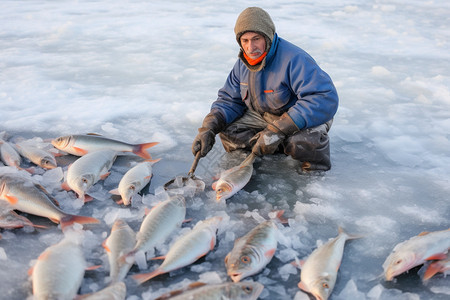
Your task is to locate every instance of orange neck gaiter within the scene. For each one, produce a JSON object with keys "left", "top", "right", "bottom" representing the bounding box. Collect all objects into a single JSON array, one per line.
[{"left": 243, "top": 51, "right": 267, "bottom": 66}]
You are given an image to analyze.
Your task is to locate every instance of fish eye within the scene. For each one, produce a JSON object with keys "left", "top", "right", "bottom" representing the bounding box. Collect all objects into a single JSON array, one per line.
[
  {"left": 241, "top": 256, "right": 251, "bottom": 264},
  {"left": 82, "top": 178, "right": 88, "bottom": 183},
  {"left": 395, "top": 259, "right": 403, "bottom": 265},
  {"left": 322, "top": 282, "right": 329, "bottom": 289},
  {"left": 243, "top": 285, "right": 253, "bottom": 294}
]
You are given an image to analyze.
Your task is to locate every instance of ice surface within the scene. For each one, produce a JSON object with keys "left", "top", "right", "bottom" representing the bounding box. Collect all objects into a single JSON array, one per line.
[{"left": 1, "top": 0, "right": 449, "bottom": 299}]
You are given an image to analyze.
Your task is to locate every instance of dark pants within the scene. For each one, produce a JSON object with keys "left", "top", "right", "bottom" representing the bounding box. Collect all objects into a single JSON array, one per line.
[{"left": 218, "top": 110, "right": 333, "bottom": 171}]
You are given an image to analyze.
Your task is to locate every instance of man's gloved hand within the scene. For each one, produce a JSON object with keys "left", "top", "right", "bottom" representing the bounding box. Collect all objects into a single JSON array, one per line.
[
  {"left": 192, "top": 127, "right": 216, "bottom": 157},
  {"left": 251, "top": 112, "right": 300, "bottom": 156},
  {"left": 250, "top": 126, "right": 285, "bottom": 156},
  {"left": 192, "top": 111, "right": 226, "bottom": 157}
]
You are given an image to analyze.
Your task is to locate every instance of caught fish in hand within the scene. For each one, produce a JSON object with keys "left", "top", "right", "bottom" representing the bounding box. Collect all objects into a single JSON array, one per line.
[
  {"left": 110, "top": 159, "right": 160, "bottom": 206},
  {"left": 0, "top": 173, "right": 99, "bottom": 230},
  {"left": 154, "top": 281, "right": 264, "bottom": 300},
  {"left": 212, "top": 153, "right": 255, "bottom": 202},
  {"left": 64, "top": 149, "right": 117, "bottom": 202},
  {"left": 133, "top": 216, "right": 222, "bottom": 284},
  {"left": 103, "top": 219, "right": 136, "bottom": 283},
  {"left": 225, "top": 210, "right": 282, "bottom": 282},
  {"left": 297, "top": 227, "right": 361, "bottom": 300},
  {"left": 52, "top": 133, "right": 158, "bottom": 159},
  {"left": 120, "top": 195, "right": 186, "bottom": 265},
  {"left": 383, "top": 228, "right": 450, "bottom": 281}
]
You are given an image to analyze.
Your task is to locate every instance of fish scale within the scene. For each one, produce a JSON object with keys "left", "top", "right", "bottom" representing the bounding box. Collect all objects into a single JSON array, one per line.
[
  {"left": 31, "top": 237, "right": 86, "bottom": 300},
  {"left": 225, "top": 219, "right": 278, "bottom": 282},
  {"left": 121, "top": 195, "right": 186, "bottom": 263},
  {"left": 0, "top": 173, "right": 99, "bottom": 230},
  {"left": 132, "top": 216, "right": 222, "bottom": 284},
  {"left": 66, "top": 149, "right": 117, "bottom": 201}
]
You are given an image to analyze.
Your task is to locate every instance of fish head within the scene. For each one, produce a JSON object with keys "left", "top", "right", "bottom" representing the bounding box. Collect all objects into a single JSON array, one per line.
[
  {"left": 51, "top": 135, "right": 72, "bottom": 150},
  {"left": 40, "top": 157, "right": 57, "bottom": 169},
  {"left": 215, "top": 182, "right": 233, "bottom": 202},
  {"left": 71, "top": 174, "right": 95, "bottom": 198},
  {"left": 120, "top": 184, "right": 136, "bottom": 206},
  {"left": 230, "top": 282, "right": 264, "bottom": 300},
  {"left": 309, "top": 274, "right": 334, "bottom": 300},
  {"left": 383, "top": 250, "right": 417, "bottom": 281},
  {"left": 226, "top": 247, "right": 259, "bottom": 282}
]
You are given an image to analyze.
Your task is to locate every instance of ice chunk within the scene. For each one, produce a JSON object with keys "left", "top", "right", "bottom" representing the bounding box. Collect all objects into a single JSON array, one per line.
[
  {"left": 198, "top": 271, "right": 222, "bottom": 284},
  {"left": 278, "top": 262, "right": 298, "bottom": 281},
  {"left": 334, "top": 280, "right": 365, "bottom": 300},
  {"left": 135, "top": 250, "right": 148, "bottom": 270}
]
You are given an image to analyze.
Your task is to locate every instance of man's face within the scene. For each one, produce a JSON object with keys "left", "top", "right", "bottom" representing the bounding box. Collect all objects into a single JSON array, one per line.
[{"left": 240, "top": 32, "right": 266, "bottom": 59}]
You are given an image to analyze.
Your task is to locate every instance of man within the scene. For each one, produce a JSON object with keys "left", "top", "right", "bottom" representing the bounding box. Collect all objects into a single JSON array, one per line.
[{"left": 192, "top": 7, "right": 338, "bottom": 171}]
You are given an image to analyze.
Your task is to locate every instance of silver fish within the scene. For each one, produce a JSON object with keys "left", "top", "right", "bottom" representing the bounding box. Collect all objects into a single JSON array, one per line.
[
  {"left": 65, "top": 149, "right": 117, "bottom": 201},
  {"left": 0, "top": 173, "right": 99, "bottom": 230},
  {"left": 225, "top": 217, "right": 278, "bottom": 282},
  {"left": 15, "top": 143, "right": 57, "bottom": 169},
  {"left": 383, "top": 228, "right": 450, "bottom": 281},
  {"left": 0, "top": 140, "right": 21, "bottom": 168},
  {"left": 133, "top": 216, "right": 222, "bottom": 284},
  {"left": 52, "top": 134, "right": 158, "bottom": 159},
  {"left": 212, "top": 153, "right": 255, "bottom": 202},
  {"left": 31, "top": 237, "right": 86, "bottom": 300},
  {"left": 121, "top": 195, "right": 186, "bottom": 263},
  {"left": 155, "top": 281, "right": 264, "bottom": 300},
  {"left": 110, "top": 159, "right": 160, "bottom": 205},
  {"left": 298, "top": 227, "right": 360, "bottom": 300},
  {"left": 103, "top": 219, "right": 136, "bottom": 283}
]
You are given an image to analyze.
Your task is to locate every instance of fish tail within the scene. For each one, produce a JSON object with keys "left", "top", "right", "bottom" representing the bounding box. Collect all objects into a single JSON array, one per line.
[
  {"left": 338, "top": 226, "right": 364, "bottom": 240},
  {"left": 134, "top": 142, "right": 159, "bottom": 159},
  {"left": 132, "top": 269, "right": 165, "bottom": 285},
  {"left": 60, "top": 214, "right": 100, "bottom": 230}
]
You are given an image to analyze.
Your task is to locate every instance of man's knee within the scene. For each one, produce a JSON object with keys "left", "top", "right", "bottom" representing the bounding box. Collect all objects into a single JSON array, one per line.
[{"left": 284, "top": 125, "right": 332, "bottom": 170}]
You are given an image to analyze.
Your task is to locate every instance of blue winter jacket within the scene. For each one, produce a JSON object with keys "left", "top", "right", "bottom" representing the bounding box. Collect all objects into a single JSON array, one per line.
[{"left": 211, "top": 34, "right": 339, "bottom": 130}]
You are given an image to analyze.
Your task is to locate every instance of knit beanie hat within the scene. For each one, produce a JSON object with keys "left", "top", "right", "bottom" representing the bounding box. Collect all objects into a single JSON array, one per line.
[
  {"left": 234, "top": 7, "right": 275, "bottom": 71},
  {"left": 234, "top": 7, "right": 275, "bottom": 50}
]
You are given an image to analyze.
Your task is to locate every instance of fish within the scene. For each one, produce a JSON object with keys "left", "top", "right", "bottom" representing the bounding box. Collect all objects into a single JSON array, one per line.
[
  {"left": 225, "top": 214, "right": 279, "bottom": 282},
  {"left": 65, "top": 149, "right": 117, "bottom": 201},
  {"left": 422, "top": 252, "right": 450, "bottom": 281},
  {"left": 0, "top": 173, "right": 99, "bottom": 230},
  {"left": 154, "top": 281, "right": 264, "bottom": 300},
  {"left": 15, "top": 143, "right": 57, "bottom": 169},
  {"left": 31, "top": 237, "right": 87, "bottom": 300},
  {"left": 79, "top": 281, "right": 126, "bottom": 300},
  {"left": 120, "top": 195, "right": 186, "bottom": 264},
  {"left": 212, "top": 153, "right": 255, "bottom": 202},
  {"left": 51, "top": 133, "right": 158, "bottom": 159},
  {"left": 383, "top": 228, "right": 450, "bottom": 281},
  {"left": 297, "top": 227, "right": 360, "bottom": 300},
  {"left": 0, "top": 139, "right": 22, "bottom": 168},
  {"left": 133, "top": 216, "right": 222, "bottom": 284},
  {"left": 103, "top": 219, "right": 136, "bottom": 283},
  {"left": 109, "top": 159, "right": 160, "bottom": 206}
]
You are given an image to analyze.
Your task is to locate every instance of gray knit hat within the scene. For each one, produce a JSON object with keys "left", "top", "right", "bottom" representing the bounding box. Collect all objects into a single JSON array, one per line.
[{"left": 234, "top": 7, "right": 275, "bottom": 48}]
